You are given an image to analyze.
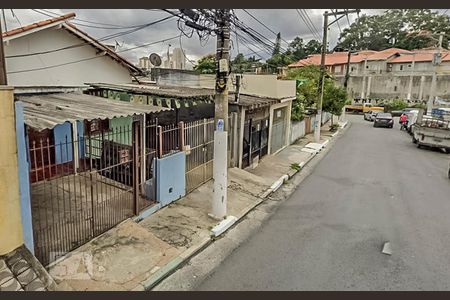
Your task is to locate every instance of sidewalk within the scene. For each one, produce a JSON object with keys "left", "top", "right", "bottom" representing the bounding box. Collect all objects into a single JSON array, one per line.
[{"left": 51, "top": 120, "right": 347, "bottom": 291}]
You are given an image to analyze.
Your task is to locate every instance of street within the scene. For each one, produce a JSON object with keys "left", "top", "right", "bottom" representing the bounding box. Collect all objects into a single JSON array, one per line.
[{"left": 196, "top": 115, "right": 450, "bottom": 291}]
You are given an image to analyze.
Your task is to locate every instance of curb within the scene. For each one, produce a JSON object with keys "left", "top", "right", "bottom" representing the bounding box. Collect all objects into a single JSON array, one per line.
[{"left": 145, "top": 124, "right": 349, "bottom": 291}]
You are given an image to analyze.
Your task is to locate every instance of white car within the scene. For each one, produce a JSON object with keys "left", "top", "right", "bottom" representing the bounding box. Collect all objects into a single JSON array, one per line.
[{"left": 364, "top": 110, "right": 380, "bottom": 121}]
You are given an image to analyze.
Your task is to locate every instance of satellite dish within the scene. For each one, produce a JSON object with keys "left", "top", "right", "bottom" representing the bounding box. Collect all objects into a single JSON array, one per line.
[{"left": 149, "top": 53, "right": 162, "bottom": 67}]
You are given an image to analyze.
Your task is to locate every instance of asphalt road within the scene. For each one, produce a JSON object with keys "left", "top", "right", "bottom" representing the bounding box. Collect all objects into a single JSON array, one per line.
[{"left": 196, "top": 115, "right": 450, "bottom": 291}]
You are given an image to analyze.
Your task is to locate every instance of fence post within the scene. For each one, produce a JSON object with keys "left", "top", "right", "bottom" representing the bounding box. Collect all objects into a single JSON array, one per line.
[
  {"left": 157, "top": 125, "right": 163, "bottom": 159},
  {"left": 179, "top": 121, "right": 185, "bottom": 151},
  {"left": 203, "top": 119, "right": 207, "bottom": 183}
]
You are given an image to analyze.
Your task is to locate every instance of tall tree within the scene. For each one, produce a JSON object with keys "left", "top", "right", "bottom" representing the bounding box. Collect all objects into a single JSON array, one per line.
[
  {"left": 194, "top": 54, "right": 216, "bottom": 74},
  {"left": 337, "top": 9, "right": 450, "bottom": 51},
  {"left": 272, "top": 32, "right": 282, "bottom": 56}
]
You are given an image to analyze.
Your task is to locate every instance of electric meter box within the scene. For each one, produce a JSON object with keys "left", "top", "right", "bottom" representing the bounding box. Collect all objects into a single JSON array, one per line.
[{"left": 219, "top": 59, "right": 229, "bottom": 73}]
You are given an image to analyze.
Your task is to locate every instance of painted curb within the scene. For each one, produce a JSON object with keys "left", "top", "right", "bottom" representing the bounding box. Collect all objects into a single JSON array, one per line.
[{"left": 146, "top": 124, "right": 348, "bottom": 291}]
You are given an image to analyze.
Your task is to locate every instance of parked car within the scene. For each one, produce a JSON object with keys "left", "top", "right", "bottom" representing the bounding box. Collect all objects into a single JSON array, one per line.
[
  {"left": 364, "top": 110, "right": 372, "bottom": 121},
  {"left": 364, "top": 110, "right": 380, "bottom": 121},
  {"left": 373, "top": 113, "right": 394, "bottom": 128}
]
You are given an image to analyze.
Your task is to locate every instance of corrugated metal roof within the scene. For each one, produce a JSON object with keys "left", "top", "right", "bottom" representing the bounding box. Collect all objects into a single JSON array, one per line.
[
  {"left": 88, "top": 82, "right": 292, "bottom": 109},
  {"left": 17, "top": 93, "right": 170, "bottom": 130},
  {"left": 88, "top": 82, "right": 215, "bottom": 98}
]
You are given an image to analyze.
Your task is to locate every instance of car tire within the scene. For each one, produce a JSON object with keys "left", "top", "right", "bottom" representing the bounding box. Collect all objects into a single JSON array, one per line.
[
  {"left": 412, "top": 137, "right": 418, "bottom": 144},
  {"left": 417, "top": 143, "right": 423, "bottom": 149}
]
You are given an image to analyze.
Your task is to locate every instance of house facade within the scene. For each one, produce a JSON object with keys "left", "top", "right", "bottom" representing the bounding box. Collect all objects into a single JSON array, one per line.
[
  {"left": 289, "top": 47, "right": 450, "bottom": 103},
  {"left": 3, "top": 13, "right": 141, "bottom": 89}
]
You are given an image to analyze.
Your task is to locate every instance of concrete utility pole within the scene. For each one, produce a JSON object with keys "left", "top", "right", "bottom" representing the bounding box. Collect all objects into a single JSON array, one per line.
[
  {"left": 427, "top": 32, "right": 444, "bottom": 116},
  {"left": 0, "top": 21, "right": 7, "bottom": 85},
  {"left": 211, "top": 9, "right": 231, "bottom": 219},
  {"left": 315, "top": 9, "right": 359, "bottom": 143},
  {"left": 315, "top": 11, "right": 328, "bottom": 143},
  {"left": 407, "top": 52, "right": 416, "bottom": 101}
]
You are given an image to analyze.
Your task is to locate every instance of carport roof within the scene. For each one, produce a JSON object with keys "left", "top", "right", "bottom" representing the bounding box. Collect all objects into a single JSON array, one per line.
[{"left": 17, "top": 93, "right": 170, "bottom": 130}]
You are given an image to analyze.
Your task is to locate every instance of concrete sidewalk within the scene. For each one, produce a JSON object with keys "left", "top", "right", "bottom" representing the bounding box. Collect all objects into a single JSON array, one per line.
[{"left": 50, "top": 120, "right": 346, "bottom": 291}]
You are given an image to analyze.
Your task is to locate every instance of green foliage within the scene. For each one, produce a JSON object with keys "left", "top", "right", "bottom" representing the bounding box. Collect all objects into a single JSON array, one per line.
[
  {"left": 194, "top": 54, "right": 216, "bottom": 74},
  {"left": 330, "top": 124, "right": 340, "bottom": 132},
  {"left": 385, "top": 99, "right": 408, "bottom": 111},
  {"left": 291, "top": 163, "right": 301, "bottom": 172},
  {"left": 231, "top": 54, "right": 263, "bottom": 73},
  {"left": 264, "top": 35, "right": 322, "bottom": 73},
  {"left": 286, "top": 65, "right": 348, "bottom": 120},
  {"left": 337, "top": 9, "right": 450, "bottom": 51}
]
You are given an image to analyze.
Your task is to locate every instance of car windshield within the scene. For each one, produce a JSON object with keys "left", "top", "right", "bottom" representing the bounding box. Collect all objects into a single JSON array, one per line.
[{"left": 377, "top": 113, "right": 392, "bottom": 118}]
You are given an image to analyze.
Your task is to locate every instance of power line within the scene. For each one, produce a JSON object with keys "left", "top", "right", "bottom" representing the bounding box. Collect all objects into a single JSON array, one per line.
[
  {"left": 10, "top": 9, "right": 22, "bottom": 27},
  {"left": 241, "top": 9, "right": 290, "bottom": 46},
  {"left": 6, "top": 14, "right": 176, "bottom": 58},
  {"left": 295, "top": 9, "right": 320, "bottom": 40},
  {"left": 178, "top": 33, "right": 196, "bottom": 66},
  {"left": 331, "top": 9, "right": 342, "bottom": 34},
  {"left": 7, "top": 35, "right": 180, "bottom": 74},
  {"left": 32, "top": 9, "right": 175, "bottom": 30},
  {"left": 301, "top": 9, "right": 322, "bottom": 39}
]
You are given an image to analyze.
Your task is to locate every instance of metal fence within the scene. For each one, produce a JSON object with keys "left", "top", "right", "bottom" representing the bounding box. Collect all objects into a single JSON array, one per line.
[
  {"left": 28, "top": 116, "right": 230, "bottom": 266},
  {"left": 29, "top": 124, "right": 140, "bottom": 266}
]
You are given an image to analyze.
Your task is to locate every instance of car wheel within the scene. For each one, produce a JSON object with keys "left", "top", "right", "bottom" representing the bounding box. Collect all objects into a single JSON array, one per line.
[
  {"left": 417, "top": 143, "right": 422, "bottom": 149},
  {"left": 412, "top": 137, "right": 418, "bottom": 144}
]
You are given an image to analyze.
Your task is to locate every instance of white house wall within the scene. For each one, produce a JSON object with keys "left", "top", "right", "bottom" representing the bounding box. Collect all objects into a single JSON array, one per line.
[{"left": 5, "top": 27, "right": 133, "bottom": 87}]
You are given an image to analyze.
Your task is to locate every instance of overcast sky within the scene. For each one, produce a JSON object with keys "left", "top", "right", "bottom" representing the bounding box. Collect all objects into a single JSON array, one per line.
[{"left": 2, "top": 9, "right": 449, "bottom": 66}]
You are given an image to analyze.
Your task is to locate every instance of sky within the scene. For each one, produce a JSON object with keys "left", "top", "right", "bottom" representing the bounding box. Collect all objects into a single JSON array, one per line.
[{"left": 2, "top": 9, "right": 449, "bottom": 66}]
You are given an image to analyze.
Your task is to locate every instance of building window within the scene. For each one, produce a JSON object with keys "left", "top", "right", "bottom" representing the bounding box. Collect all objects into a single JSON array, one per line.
[
  {"left": 408, "top": 64, "right": 411, "bottom": 68},
  {"left": 366, "top": 65, "right": 369, "bottom": 69},
  {"left": 394, "top": 86, "right": 397, "bottom": 91},
  {"left": 351, "top": 67, "right": 354, "bottom": 71},
  {"left": 400, "top": 65, "right": 403, "bottom": 71}
]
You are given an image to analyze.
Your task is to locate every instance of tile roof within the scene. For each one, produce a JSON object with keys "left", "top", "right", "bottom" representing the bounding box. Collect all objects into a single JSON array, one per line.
[
  {"left": 2, "top": 13, "right": 75, "bottom": 38},
  {"left": 288, "top": 48, "right": 416, "bottom": 68},
  {"left": 388, "top": 50, "right": 450, "bottom": 64}
]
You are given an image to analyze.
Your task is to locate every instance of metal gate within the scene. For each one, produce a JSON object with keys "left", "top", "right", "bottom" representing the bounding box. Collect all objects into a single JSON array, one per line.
[
  {"left": 29, "top": 121, "right": 142, "bottom": 266},
  {"left": 184, "top": 119, "right": 215, "bottom": 193},
  {"left": 271, "top": 107, "right": 287, "bottom": 153}
]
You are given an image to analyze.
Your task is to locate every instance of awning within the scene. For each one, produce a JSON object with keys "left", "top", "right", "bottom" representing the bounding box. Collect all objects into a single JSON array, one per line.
[{"left": 17, "top": 93, "right": 171, "bottom": 130}]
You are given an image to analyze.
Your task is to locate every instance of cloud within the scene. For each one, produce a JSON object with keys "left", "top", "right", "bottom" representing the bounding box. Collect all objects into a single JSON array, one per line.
[{"left": 3, "top": 9, "right": 448, "bottom": 65}]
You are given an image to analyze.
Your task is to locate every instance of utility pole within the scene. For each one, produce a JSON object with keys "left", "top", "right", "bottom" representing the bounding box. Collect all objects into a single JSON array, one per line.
[
  {"left": 315, "top": 9, "right": 359, "bottom": 143},
  {"left": 315, "top": 11, "right": 328, "bottom": 143},
  {"left": 0, "top": 20, "right": 7, "bottom": 85},
  {"left": 427, "top": 32, "right": 444, "bottom": 116},
  {"left": 211, "top": 9, "right": 231, "bottom": 219},
  {"left": 343, "top": 50, "right": 352, "bottom": 90}
]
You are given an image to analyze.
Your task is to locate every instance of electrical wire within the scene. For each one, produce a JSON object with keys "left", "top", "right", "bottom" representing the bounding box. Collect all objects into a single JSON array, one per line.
[
  {"left": 6, "top": 35, "right": 180, "bottom": 74},
  {"left": 295, "top": 9, "right": 321, "bottom": 40},
  {"left": 302, "top": 9, "right": 322, "bottom": 39},
  {"left": 6, "top": 14, "right": 176, "bottom": 58},
  {"left": 179, "top": 33, "right": 197, "bottom": 66},
  {"left": 241, "top": 9, "right": 290, "bottom": 47}
]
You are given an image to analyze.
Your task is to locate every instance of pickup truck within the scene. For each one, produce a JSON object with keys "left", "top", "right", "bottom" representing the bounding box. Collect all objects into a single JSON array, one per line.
[
  {"left": 345, "top": 103, "right": 384, "bottom": 114},
  {"left": 412, "top": 109, "right": 450, "bottom": 152}
]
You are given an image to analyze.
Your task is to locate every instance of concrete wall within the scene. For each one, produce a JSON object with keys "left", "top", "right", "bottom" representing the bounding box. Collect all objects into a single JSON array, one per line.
[
  {"left": 0, "top": 87, "right": 23, "bottom": 255},
  {"left": 153, "top": 70, "right": 296, "bottom": 99},
  {"left": 238, "top": 74, "right": 296, "bottom": 99},
  {"left": 4, "top": 27, "right": 133, "bottom": 86},
  {"left": 289, "top": 120, "right": 305, "bottom": 144}
]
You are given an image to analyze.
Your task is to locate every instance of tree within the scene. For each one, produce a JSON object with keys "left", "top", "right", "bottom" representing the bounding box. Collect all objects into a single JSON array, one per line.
[
  {"left": 304, "top": 39, "right": 322, "bottom": 55},
  {"left": 286, "top": 65, "right": 348, "bottom": 121},
  {"left": 231, "top": 53, "right": 263, "bottom": 73},
  {"left": 337, "top": 9, "right": 450, "bottom": 51},
  {"left": 273, "top": 32, "right": 282, "bottom": 56},
  {"left": 194, "top": 54, "right": 216, "bottom": 74}
]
